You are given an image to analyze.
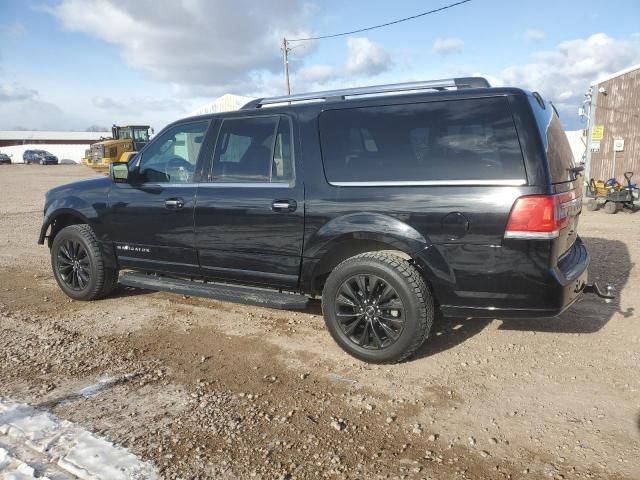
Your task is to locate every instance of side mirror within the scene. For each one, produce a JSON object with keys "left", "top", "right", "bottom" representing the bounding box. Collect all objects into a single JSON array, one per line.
[{"left": 110, "top": 162, "right": 129, "bottom": 183}]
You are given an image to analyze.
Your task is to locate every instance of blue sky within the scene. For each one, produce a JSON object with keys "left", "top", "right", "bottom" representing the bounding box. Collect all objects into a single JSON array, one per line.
[{"left": 0, "top": 0, "right": 639, "bottom": 131}]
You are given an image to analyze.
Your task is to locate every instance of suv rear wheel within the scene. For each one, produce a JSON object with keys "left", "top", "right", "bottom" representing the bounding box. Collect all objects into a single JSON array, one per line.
[
  {"left": 51, "top": 224, "right": 119, "bottom": 300},
  {"left": 322, "top": 252, "right": 433, "bottom": 363}
]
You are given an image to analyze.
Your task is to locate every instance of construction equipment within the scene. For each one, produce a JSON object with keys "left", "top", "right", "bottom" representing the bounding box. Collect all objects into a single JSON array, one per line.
[
  {"left": 585, "top": 172, "right": 638, "bottom": 214},
  {"left": 82, "top": 125, "right": 152, "bottom": 171}
]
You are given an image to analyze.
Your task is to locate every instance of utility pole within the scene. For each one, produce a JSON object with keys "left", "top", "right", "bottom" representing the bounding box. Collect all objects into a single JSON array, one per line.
[{"left": 282, "top": 37, "right": 291, "bottom": 95}]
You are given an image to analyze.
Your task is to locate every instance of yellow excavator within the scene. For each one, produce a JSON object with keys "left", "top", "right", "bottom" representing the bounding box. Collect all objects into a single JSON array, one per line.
[{"left": 82, "top": 124, "right": 152, "bottom": 171}]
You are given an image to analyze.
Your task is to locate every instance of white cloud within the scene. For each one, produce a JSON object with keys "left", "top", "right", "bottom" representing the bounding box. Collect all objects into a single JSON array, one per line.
[
  {"left": 345, "top": 37, "right": 391, "bottom": 76},
  {"left": 498, "top": 33, "right": 640, "bottom": 126},
  {"left": 0, "top": 83, "right": 38, "bottom": 102},
  {"left": 93, "top": 96, "right": 187, "bottom": 113},
  {"left": 49, "top": 0, "right": 313, "bottom": 96},
  {"left": 432, "top": 37, "right": 464, "bottom": 55},
  {"left": 0, "top": 97, "right": 75, "bottom": 130},
  {"left": 296, "top": 64, "right": 339, "bottom": 85},
  {"left": 289, "top": 37, "right": 391, "bottom": 92},
  {"left": 525, "top": 29, "right": 546, "bottom": 42}
]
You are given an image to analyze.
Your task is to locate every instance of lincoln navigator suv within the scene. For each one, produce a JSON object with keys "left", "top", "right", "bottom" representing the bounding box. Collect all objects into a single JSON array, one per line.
[{"left": 38, "top": 77, "right": 611, "bottom": 363}]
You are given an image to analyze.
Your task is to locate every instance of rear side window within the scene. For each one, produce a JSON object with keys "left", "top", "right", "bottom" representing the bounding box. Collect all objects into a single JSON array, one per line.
[
  {"left": 319, "top": 97, "right": 525, "bottom": 184},
  {"left": 528, "top": 95, "right": 576, "bottom": 184},
  {"left": 212, "top": 116, "right": 293, "bottom": 183}
]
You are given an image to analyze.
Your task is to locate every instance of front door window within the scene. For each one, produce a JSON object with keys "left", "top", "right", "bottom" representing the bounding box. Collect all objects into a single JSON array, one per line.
[{"left": 136, "top": 121, "right": 209, "bottom": 184}]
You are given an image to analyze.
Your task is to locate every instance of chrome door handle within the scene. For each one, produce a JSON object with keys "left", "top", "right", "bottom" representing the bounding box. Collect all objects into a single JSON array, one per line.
[
  {"left": 272, "top": 199, "right": 297, "bottom": 212},
  {"left": 165, "top": 198, "right": 184, "bottom": 209}
]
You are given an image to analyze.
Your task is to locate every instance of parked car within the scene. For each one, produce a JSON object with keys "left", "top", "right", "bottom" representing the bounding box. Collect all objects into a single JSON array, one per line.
[
  {"left": 23, "top": 150, "right": 58, "bottom": 165},
  {"left": 38, "top": 77, "right": 613, "bottom": 363},
  {"left": 0, "top": 153, "right": 11, "bottom": 165}
]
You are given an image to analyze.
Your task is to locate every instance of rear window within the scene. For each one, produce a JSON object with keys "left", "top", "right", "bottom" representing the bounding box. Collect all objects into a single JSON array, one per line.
[
  {"left": 528, "top": 94, "right": 576, "bottom": 184},
  {"left": 319, "top": 97, "right": 526, "bottom": 184},
  {"left": 211, "top": 116, "right": 294, "bottom": 183}
]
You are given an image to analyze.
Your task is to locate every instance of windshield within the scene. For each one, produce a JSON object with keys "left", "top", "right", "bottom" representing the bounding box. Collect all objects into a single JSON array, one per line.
[{"left": 117, "top": 128, "right": 133, "bottom": 139}]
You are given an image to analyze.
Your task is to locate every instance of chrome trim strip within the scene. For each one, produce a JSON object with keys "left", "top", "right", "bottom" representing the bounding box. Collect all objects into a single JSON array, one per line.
[
  {"left": 198, "top": 182, "right": 292, "bottom": 188},
  {"left": 504, "top": 230, "right": 559, "bottom": 240},
  {"left": 128, "top": 182, "right": 293, "bottom": 189},
  {"left": 329, "top": 179, "right": 527, "bottom": 187}
]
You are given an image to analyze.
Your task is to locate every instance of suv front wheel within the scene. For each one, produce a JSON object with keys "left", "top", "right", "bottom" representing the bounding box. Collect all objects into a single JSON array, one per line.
[
  {"left": 51, "top": 224, "right": 119, "bottom": 300},
  {"left": 322, "top": 252, "right": 433, "bottom": 363}
]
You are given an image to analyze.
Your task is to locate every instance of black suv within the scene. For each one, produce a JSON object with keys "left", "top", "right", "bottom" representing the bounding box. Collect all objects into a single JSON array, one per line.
[
  {"left": 38, "top": 77, "right": 611, "bottom": 363},
  {"left": 24, "top": 149, "right": 59, "bottom": 165}
]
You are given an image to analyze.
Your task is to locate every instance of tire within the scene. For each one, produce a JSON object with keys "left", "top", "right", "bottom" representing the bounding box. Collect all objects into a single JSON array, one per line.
[
  {"left": 585, "top": 198, "right": 599, "bottom": 211},
  {"left": 604, "top": 201, "right": 618, "bottom": 214},
  {"left": 51, "top": 224, "right": 119, "bottom": 300},
  {"left": 321, "top": 252, "right": 433, "bottom": 363}
]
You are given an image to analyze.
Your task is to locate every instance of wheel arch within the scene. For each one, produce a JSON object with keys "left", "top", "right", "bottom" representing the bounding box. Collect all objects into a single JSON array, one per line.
[
  {"left": 40, "top": 209, "right": 91, "bottom": 247},
  {"left": 301, "top": 213, "right": 433, "bottom": 295}
]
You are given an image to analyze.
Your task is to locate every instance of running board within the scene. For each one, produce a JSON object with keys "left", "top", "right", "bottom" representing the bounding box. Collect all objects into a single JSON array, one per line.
[{"left": 119, "top": 272, "right": 310, "bottom": 310}]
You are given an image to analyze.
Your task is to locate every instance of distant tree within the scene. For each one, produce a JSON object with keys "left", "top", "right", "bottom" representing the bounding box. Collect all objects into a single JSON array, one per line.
[
  {"left": 85, "top": 125, "right": 109, "bottom": 132},
  {"left": 12, "top": 126, "right": 32, "bottom": 131}
]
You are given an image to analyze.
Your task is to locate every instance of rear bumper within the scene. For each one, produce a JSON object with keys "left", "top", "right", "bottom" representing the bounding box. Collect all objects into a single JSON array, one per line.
[{"left": 439, "top": 238, "right": 590, "bottom": 319}]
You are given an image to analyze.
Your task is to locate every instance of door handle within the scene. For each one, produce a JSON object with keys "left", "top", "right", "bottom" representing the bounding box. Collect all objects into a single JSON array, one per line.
[
  {"left": 272, "top": 199, "right": 297, "bottom": 212},
  {"left": 165, "top": 198, "right": 184, "bottom": 209}
]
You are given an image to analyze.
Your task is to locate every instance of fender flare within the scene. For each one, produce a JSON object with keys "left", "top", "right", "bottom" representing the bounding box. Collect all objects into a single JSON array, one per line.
[{"left": 301, "top": 212, "right": 445, "bottom": 293}]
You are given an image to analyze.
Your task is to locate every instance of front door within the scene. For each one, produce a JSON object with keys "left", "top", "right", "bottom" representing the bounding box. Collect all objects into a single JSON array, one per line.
[
  {"left": 194, "top": 114, "right": 304, "bottom": 288},
  {"left": 107, "top": 119, "right": 211, "bottom": 275}
]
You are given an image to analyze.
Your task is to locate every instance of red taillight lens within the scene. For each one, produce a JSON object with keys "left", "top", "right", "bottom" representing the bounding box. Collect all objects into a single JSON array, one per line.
[{"left": 505, "top": 194, "right": 568, "bottom": 239}]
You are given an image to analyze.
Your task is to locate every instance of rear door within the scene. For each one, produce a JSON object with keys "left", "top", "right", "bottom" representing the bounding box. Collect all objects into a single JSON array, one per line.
[
  {"left": 194, "top": 114, "right": 304, "bottom": 288},
  {"left": 528, "top": 94, "right": 582, "bottom": 256}
]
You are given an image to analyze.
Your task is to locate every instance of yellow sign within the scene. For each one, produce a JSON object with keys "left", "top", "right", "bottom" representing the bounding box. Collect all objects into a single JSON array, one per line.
[{"left": 591, "top": 125, "right": 604, "bottom": 140}]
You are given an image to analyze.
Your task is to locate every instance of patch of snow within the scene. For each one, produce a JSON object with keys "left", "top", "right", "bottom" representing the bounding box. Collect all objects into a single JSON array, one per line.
[
  {"left": 78, "top": 371, "right": 143, "bottom": 398},
  {"left": 0, "top": 447, "right": 52, "bottom": 479},
  {"left": 0, "top": 397, "right": 158, "bottom": 479}
]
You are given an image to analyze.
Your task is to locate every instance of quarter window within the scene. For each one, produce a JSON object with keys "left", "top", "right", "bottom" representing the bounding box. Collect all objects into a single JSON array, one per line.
[{"left": 319, "top": 97, "right": 525, "bottom": 184}]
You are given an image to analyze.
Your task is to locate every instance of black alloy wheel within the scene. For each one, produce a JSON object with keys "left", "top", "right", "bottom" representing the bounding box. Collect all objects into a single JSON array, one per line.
[
  {"left": 334, "top": 274, "right": 405, "bottom": 349},
  {"left": 322, "top": 251, "right": 433, "bottom": 363},
  {"left": 56, "top": 239, "right": 91, "bottom": 291},
  {"left": 50, "top": 224, "right": 119, "bottom": 301}
]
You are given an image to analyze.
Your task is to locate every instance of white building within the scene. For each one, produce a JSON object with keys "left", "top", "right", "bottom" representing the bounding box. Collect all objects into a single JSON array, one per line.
[
  {"left": 0, "top": 130, "right": 109, "bottom": 163},
  {"left": 565, "top": 129, "right": 587, "bottom": 165},
  {"left": 187, "top": 94, "right": 255, "bottom": 117}
]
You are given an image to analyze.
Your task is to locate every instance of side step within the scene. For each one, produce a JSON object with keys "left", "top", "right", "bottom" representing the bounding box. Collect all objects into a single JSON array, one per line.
[{"left": 119, "top": 271, "right": 310, "bottom": 310}]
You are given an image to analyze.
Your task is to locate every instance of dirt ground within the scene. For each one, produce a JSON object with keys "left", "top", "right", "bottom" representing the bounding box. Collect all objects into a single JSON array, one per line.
[{"left": 1, "top": 164, "right": 639, "bottom": 480}]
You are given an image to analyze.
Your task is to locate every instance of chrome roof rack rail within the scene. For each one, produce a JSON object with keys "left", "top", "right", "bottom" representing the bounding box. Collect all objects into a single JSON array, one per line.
[{"left": 242, "top": 77, "right": 490, "bottom": 109}]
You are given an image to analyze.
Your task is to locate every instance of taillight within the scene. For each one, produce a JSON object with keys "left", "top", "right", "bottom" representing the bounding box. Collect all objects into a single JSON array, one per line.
[{"left": 504, "top": 194, "right": 569, "bottom": 240}]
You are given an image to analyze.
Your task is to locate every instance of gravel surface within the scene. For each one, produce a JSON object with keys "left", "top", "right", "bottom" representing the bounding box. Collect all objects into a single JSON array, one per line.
[{"left": 1, "top": 164, "right": 639, "bottom": 479}]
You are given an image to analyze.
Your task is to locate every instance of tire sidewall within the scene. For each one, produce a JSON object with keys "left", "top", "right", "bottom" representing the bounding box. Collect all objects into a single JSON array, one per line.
[
  {"left": 322, "top": 257, "right": 426, "bottom": 363},
  {"left": 604, "top": 202, "right": 617, "bottom": 214},
  {"left": 51, "top": 227, "right": 100, "bottom": 300}
]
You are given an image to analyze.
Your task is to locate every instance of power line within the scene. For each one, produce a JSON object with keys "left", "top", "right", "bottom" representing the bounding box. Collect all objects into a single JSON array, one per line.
[{"left": 287, "top": 0, "right": 473, "bottom": 42}]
